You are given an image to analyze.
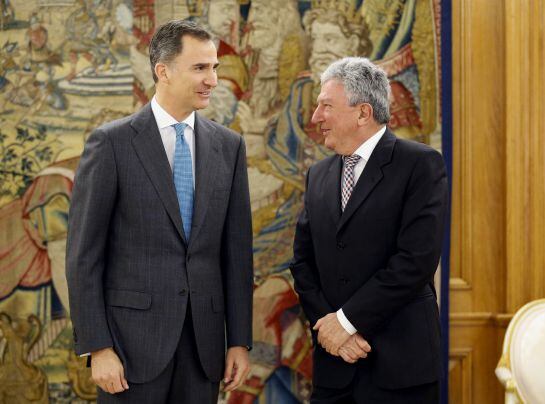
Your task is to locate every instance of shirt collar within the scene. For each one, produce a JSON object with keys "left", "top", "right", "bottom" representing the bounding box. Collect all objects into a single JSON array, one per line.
[
  {"left": 151, "top": 96, "right": 195, "bottom": 130},
  {"left": 352, "top": 126, "right": 387, "bottom": 162}
]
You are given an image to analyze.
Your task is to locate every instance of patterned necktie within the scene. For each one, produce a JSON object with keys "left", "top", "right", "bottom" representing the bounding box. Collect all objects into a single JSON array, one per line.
[
  {"left": 341, "top": 154, "right": 362, "bottom": 212},
  {"left": 172, "top": 123, "right": 194, "bottom": 240}
]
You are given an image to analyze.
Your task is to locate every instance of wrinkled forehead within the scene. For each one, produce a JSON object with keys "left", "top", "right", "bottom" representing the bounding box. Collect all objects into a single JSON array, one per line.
[
  {"left": 317, "top": 79, "right": 348, "bottom": 103},
  {"left": 173, "top": 37, "right": 218, "bottom": 63}
]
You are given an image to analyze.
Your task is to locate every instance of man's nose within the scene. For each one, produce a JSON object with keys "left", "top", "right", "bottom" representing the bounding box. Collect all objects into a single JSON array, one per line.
[
  {"left": 311, "top": 106, "right": 323, "bottom": 124},
  {"left": 205, "top": 71, "right": 218, "bottom": 88}
]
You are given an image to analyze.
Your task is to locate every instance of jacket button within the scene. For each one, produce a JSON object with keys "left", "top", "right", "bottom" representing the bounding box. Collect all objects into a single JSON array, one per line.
[
  {"left": 337, "top": 242, "right": 345, "bottom": 249},
  {"left": 179, "top": 289, "right": 187, "bottom": 296}
]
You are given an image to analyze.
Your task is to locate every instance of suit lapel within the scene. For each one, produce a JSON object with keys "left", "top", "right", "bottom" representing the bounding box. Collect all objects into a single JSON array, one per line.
[
  {"left": 324, "top": 156, "right": 343, "bottom": 225},
  {"left": 336, "top": 130, "right": 396, "bottom": 233},
  {"left": 188, "top": 113, "right": 220, "bottom": 248},
  {"left": 130, "top": 103, "right": 187, "bottom": 243}
]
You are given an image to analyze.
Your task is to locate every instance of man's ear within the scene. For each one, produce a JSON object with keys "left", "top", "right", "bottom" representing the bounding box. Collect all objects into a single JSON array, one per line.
[
  {"left": 155, "top": 63, "right": 169, "bottom": 83},
  {"left": 357, "top": 103, "right": 373, "bottom": 126}
]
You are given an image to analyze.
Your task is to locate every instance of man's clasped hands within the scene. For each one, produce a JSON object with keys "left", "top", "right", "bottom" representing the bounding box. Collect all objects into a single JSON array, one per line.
[{"left": 313, "top": 313, "right": 372, "bottom": 364}]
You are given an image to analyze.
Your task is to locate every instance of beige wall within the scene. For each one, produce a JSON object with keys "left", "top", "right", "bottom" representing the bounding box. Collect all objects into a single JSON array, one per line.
[{"left": 449, "top": 0, "right": 545, "bottom": 402}]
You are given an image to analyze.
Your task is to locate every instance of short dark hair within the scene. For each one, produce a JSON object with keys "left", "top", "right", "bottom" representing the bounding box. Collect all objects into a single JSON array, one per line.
[{"left": 149, "top": 19, "right": 212, "bottom": 83}]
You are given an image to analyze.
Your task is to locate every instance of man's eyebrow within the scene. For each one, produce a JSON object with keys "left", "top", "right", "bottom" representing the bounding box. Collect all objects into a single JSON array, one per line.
[
  {"left": 192, "top": 62, "right": 220, "bottom": 68},
  {"left": 317, "top": 96, "right": 332, "bottom": 103}
]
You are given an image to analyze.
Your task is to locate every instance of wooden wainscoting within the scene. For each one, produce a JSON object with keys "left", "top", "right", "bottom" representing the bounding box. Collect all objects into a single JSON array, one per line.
[{"left": 450, "top": 0, "right": 545, "bottom": 402}]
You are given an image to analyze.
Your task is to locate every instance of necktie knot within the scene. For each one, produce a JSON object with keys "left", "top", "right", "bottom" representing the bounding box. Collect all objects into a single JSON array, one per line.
[
  {"left": 173, "top": 122, "right": 188, "bottom": 138},
  {"left": 343, "top": 154, "right": 361, "bottom": 169}
]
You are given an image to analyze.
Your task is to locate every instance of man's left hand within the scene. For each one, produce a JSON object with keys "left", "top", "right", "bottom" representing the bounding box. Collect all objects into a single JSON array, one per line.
[
  {"left": 223, "top": 346, "right": 250, "bottom": 392},
  {"left": 313, "top": 313, "right": 351, "bottom": 355}
]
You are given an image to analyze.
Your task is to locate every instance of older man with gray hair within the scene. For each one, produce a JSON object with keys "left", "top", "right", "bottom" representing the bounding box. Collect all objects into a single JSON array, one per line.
[{"left": 290, "top": 57, "right": 448, "bottom": 403}]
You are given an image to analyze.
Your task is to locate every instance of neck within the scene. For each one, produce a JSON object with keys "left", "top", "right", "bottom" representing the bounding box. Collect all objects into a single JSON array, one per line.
[
  {"left": 155, "top": 88, "right": 193, "bottom": 122},
  {"left": 360, "top": 122, "right": 385, "bottom": 143},
  {"left": 347, "top": 124, "right": 385, "bottom": 155}
]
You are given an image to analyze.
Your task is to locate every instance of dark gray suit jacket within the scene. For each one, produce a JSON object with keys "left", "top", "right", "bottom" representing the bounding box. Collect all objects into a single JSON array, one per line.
[{"left": 66, "top": 104, "right": 253, "bottom": 384}]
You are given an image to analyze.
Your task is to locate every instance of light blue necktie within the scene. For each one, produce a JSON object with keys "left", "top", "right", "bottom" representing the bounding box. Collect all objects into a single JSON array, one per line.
[{"left": 172, "top": 123, "right": 194, "bottom": 240}]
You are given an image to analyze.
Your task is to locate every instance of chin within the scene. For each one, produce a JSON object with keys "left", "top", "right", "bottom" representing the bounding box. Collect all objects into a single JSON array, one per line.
[
  {"left": 194, "top": 101, "right": 210, "bottom": 110},
  {"left": 324, "top": 139, "right": 336, "bottom": 151}
]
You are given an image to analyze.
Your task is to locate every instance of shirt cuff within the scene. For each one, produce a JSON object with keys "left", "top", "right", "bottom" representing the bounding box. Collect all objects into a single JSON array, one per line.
[
  {"left": 80, "top": 352, "right": 91, "bottom": 357},
  {"left": 337, "top": 309, "right": 357, "bottom": 335}
]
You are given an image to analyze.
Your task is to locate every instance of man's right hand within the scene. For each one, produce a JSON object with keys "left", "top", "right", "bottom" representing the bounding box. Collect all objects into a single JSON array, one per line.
[
  {"left": 91, "top": 347, "right": 129, "bottom": 394},
  {"left": 338, "top": 334, "right": 372, "bottom": 364}
]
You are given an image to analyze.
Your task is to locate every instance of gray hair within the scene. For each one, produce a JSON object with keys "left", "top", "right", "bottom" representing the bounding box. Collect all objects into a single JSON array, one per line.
[
  {"left": 149, "top": 19, "right": 212, "bottom": 83},
  {"left": 321, "top": 57, "right": 391, "bottom": 124}
]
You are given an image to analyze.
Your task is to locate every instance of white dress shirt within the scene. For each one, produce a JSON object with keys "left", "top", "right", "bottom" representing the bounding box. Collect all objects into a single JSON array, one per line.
[
  {"left": 336, "top": 125, "right": 387, "bottom": 335},
  {"left": 151, "top": 96, "right": 196, "bottom": 187}
]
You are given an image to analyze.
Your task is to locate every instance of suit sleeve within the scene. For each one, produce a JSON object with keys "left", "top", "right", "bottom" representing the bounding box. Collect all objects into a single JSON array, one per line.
[
  {"left": 342, "top": 149, "right": 448, "bottom": 337},
  {"left": 290, "top": 168, "right": 335, "bottom": 327},
  {"left": 66, "top": 128, "right": 116, "bottom": 355},
  {"left": 221, "top": 136, "right": 254, "bottom": 349}
]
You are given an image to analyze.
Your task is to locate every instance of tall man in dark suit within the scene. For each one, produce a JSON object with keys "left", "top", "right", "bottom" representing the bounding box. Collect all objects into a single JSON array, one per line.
[
  {"left": 66, "top": 20, "right": 253, "bottom": 403},
  {"left": 290, "top": 57, "right": 448, "bottom": 403}
]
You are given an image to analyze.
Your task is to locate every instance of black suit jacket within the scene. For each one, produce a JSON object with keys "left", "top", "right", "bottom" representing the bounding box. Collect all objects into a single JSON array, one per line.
[
  {"left": 290, "top": 129, "right": 448, "bottom": 389},
  {"left": 66, "top": 104, "right": 253, "bottom": 384}
]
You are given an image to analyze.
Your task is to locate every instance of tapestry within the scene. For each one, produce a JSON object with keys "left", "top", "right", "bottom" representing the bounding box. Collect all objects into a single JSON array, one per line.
[{"left": 0, "top": 0, "right": 442, "bottom": 402}]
